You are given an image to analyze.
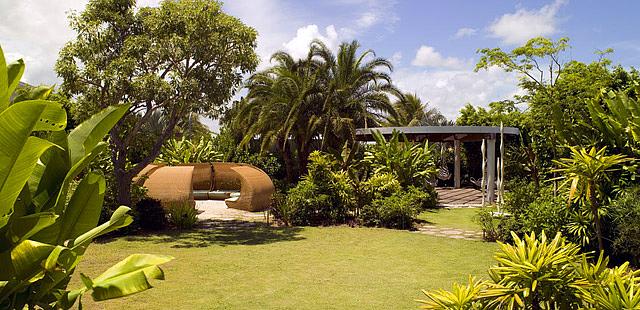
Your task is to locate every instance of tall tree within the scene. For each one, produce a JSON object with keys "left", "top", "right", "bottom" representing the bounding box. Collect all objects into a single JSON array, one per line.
[
  {"left": 385, "top": 93, "right": 445, "bottom": 126},
  {"left": 310, "top": 40, "right": 399, "bottom": 151},
  {"left": 56, "top": 0, "right": 258, "bottom": 205}
]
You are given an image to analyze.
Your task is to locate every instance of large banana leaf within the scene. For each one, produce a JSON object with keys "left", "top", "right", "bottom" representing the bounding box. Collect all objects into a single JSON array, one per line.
[
  {"left": 8, "top": 240, "right": 56, "bottom": 282},
  {"left": 0, "top": 101, "right": 66, "bottom": 228},
  {"left": 6, "top": 59, "right": 25, "bottom": 104},
  {"left": 68, "top": 104, "right": 130, "bottom": 166},
  {"left": 70, "top": 206, "right": 133, "bottom": 251},
  {"left": 56, "top": 171, "right": 106, "bottom": 244},
  {"left": 5, "top": 212, "right": 58, "bottom": 245},
  {"left": 0, "top": 45, "right": 7, "bottom": 108},
  {"left": 52, "top": 142, "right": 108, "bottom": 214},
  {"left": 12, "top": 85, "right": 52, "bottom": 104},
  {"left": 84, "top": 254, "right": 173, "bottom": 301}
]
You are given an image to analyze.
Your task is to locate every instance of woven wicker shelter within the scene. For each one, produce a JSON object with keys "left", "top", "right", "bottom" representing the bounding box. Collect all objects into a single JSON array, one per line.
[
  {"left": 137, "top": 162, "right": 274, "bottom": 212},
  {"left": 224, "top": 165, "right": 275, "bottom": 212},
  {"left": 140, "top": 165, "right": 195, "bottom": 207}
]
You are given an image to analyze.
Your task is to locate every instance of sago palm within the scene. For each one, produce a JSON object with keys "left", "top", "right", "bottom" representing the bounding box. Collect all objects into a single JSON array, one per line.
[
  {"left": 553, "top": 146, "right": 632, "bottom": 252},
  {"left": 235, "top": 51, "right": 322, "bottom": 180}
]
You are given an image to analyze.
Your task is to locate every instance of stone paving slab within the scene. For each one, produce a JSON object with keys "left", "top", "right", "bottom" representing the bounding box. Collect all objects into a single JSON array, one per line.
[{"left": 414, "top": 224, "right": 484, "bottom": 241}]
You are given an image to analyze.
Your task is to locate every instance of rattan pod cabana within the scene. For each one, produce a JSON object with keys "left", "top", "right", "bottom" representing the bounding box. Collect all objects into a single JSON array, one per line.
[
  {"left": 136, "top": 162, "right": 275, "bottom": 212},
  {"left": 141, "top": 165, "right": 195, "bottom": 207},
  {"left": 224, "top": 165, "right": 275, "bottom": 212}
]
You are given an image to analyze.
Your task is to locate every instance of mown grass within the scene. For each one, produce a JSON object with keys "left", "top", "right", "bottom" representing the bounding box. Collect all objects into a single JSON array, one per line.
[
  {"left": 417, "top": 207, "right": 483, "bottom": 231},
  {"left": 72, "top": 222, "right": 496, "bottom": 309}
]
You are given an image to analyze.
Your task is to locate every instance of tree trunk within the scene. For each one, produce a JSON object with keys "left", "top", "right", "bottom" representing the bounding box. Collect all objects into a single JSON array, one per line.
[
  {"left": 589, "top": 181, "right": 605, "bottom": 253},
  {"left": 116, "top": 172, "right": 133, "bottom": 207},
  {"left": 297, "top": 143, "right": 310, "bottom": 177},
  {"left": 278, "top": 139, "right": 295, "bottom": 184}
]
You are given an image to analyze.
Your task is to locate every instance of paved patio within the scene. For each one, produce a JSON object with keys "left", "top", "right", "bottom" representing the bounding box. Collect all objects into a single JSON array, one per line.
[
  {"left": 436, "top": 187, "right": 490, "bottom": 207},
  {"left": 196, "top": 200, "right": 269, "bottom": 222}
]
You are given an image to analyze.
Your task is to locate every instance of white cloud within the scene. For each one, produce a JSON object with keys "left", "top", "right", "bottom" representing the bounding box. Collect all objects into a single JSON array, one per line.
[
  {"left": 411, "top": 45, "right": 465, "bottom": 69},
  {"left": 356, "top": 12, "right": 379, "bottom": 28},
  {"left": 282, "top": 25, "right": 341, "bottom": 60},
  {"left": 454, "top": 27, "right": 477, "bottom": 38},
  {"left": 389, "top": 52, "right": 402, "bottom": 66},
  {"left": 0, "top": 0, "right": 89, "bottom": 84},
  {"left": 489, "top": 0, "right": 567, "bottom": 45},
  {"left": 392, "top": 66, "right": 521, "bottom": 120}
]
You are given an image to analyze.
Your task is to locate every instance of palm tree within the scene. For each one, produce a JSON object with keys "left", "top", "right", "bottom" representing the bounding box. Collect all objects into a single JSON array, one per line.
[
  {"left": 233, "top": 51, "right": 321, "bottom": 181},
  {"left": 385, "top": 93, "right": 446, "bottom": 126},
  {"left": 553, "top": 146, "right": 631, "bottom": 252},
  {"left": 310, "top": 40, "right": 400, "bottom": 151}
]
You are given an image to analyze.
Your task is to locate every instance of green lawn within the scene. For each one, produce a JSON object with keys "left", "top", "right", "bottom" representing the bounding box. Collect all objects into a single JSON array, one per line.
[
  {"left": 417, "top": 207, "right": 482, "bottom": 231},
  {"left": 73, "top": 223, "right": 496, "bottom": 309}
]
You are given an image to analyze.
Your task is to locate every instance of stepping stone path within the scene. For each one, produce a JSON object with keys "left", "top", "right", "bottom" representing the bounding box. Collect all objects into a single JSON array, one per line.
[{"left": 413, "top": 224, "right": 484, "bottom": 241}]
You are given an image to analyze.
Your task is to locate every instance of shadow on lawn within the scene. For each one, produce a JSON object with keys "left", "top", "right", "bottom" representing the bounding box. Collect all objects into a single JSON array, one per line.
[{"left": 121, "top": 220, "right": 305, "bottom": 248}]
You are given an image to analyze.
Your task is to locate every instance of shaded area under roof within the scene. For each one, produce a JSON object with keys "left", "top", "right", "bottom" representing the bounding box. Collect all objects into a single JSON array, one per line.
[{"left": 355, "top": 126, "right": 520, "bottom": 142}]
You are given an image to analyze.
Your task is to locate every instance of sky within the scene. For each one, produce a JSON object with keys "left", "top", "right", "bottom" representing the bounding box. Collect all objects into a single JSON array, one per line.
[{"left": 1, "top": 0, "right": 640, "bottom": 130}]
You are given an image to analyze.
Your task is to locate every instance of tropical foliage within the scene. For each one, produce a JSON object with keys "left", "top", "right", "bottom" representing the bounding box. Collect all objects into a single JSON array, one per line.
[
  {"left": 227, "top": 40, "right": 402, "bottom": 181},
  {"left": 157, "top": 137, "right": 223, "bottom": 165},
  {"left": 0, "top": 47, "right": 171, "bottom": 309},
  {"left": 386, "top": 93, "right": 446, "bottom": 126},
  {"left": 273, "top": 133, "right": 439, "bottom": 229},
  {"left": 419, "top": 232, "right": 640, "bottom": 309},
  {"left": 553, "top": 146, "right": 631, "bottom": 251},
  {"left": 363, "top": 130, "right": 437, "bottom": 187}
]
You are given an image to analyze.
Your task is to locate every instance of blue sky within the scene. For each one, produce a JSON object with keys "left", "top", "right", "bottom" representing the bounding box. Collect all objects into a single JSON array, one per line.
[{"left": 1, "top": 0, "right": 639, "bottom": 126}]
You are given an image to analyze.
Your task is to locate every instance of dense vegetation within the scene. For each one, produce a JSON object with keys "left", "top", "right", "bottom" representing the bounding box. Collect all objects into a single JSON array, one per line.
[
  {"left": 6, "top": 0, "right": 640, "bottom": 307},
  {"left": 0, "top": 47, "right": 170, "bottom": 309}
]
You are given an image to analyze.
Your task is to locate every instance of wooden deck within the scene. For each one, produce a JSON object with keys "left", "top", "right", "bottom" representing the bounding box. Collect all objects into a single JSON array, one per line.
[{"left": 436, "top": 187, "right": 489, "bottom": 207}]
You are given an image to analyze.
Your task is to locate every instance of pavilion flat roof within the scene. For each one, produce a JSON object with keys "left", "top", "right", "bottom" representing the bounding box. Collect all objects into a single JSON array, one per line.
[{"left": 355, "top": 126, "right": 520, "bottom": 142}]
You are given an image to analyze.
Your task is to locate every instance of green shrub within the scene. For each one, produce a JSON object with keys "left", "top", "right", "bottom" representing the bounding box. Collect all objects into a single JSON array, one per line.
[
  {"left": 286, "top": 180, "right": 338, "bottom": 226},
  {"left": 166, "top": 201, "right": 199, "bottom": 230},
  {"left": 608, "top": 186, "right": 640, "bottom": 265},
  {"left": 521, "top": 189, "right": 568, "bottom": 235},
  {"left": 270, "top": 191, "right": 294, "bottom": 226},
  {"left": 477, "top": 182, "right": 579, "bottom": 243},
  {"left": 277, "top": 152, "right": 354, "bottom": 226},
  {"left": 405, "top": 185, "right": 438, "bottom": 211},
  {"left": 361, "top": 190, "right": 421, "bottom": 230},
  {"left": 135, "top": 198, "right": 167, "bottom": 231}
]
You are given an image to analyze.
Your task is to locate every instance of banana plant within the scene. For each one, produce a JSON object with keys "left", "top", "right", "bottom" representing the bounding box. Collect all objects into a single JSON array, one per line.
[
  {"left": 586, "top": 86, "right": 640, "bottom": 155},
  {"left": 0, "top": 45, "right": 172, "bottom": 309},
  {"left": 157, "top": 136, "right": 223, "bottom": 165},
  {"left": 363, "top": 130, "right": 437, "bottom": 187}
]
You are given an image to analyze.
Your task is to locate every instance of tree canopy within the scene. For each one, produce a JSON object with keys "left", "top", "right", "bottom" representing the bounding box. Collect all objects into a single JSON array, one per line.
[{"left": 56, "top": 0, "right": 258, "bottom": 204}]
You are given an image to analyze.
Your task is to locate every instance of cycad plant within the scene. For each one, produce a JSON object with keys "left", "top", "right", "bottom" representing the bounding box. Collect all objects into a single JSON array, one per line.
[
  {"left": 419, "top": 232, "right": 640, "bottom": 309},
  {"left": 553, "top": 146, "right": 632, "bottom": 252},
  {"left": 0, "top": 46, "right": 171, "bottom": 309}
]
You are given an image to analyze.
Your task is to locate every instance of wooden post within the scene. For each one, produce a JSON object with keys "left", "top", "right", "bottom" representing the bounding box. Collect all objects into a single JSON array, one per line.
[
  {"left": 499, "top": 123, "right": 505, "bottom": 205},
  {"left": 481, "top": 139, "right": 486, "bottom": 207},
  {"left": 454, "top": 139, "right": 461, "bottom": 189},
  {"left": 487, "top": 137, "right": 496, "bottom": 203}
]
